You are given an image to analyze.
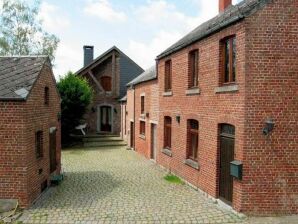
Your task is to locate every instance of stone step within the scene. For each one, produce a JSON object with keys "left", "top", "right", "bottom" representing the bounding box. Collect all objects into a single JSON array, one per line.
[
  {"left": 83, "top": 136, "right": 123, "bottom": 142},
  {"left": 83, "top": 141, "right": 127, "bottom": 148}
]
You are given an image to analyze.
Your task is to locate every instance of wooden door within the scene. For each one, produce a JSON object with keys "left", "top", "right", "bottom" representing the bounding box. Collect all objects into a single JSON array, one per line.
[
  {"left": 219, "top": 124, "right": 235, "bottom": 204},
  {"left": 151, "top": 124, "right": 157, "bottom": 160},
  {"left": 130, "top": 122, "right": 134, "bottom": 149},
  {"left": 100, "top": 106, "right": 112, "bottom": 132},
  {"left": 49, "top": 130, "right": 57, "bottom": 173}
]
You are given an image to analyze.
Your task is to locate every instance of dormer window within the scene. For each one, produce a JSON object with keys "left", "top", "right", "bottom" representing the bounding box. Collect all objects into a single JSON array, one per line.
[{"left": 44, "top": 87, "right": 49, "bottom": 105}]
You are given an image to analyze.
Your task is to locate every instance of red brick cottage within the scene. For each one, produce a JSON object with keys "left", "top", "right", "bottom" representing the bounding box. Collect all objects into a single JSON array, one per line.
[
  {"left": 122, "top": 0, "right": 297, "bottom": 215},
  {"left": 123, "top": 67, "right": 158, "bottom": 158},
  {"left": 0, "top": 57, "right": 61, "bottom": 208},
  {"left": 76, "top": 46, "right": 143, "bottom": 135}
]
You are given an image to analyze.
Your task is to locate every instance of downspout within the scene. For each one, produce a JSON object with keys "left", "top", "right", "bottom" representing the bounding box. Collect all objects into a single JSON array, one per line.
[{"left": 133, "top": 84, "right": 135, "bottom": 150}]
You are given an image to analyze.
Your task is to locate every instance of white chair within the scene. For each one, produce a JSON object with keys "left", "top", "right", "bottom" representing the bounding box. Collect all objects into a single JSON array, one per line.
[{"left": 75, "top": 123, "right": 87, "bottom": 136}]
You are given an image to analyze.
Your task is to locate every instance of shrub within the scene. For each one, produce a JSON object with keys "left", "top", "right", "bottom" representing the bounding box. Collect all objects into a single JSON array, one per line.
[{"left": 57, "top": 72, "right": 93, "bottom": 143}]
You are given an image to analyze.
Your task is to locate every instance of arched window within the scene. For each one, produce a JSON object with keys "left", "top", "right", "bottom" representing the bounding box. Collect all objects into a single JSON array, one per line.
[
  {"left": 100, "top": 76, "right": 112, "bottom": 91},
  {"left": 164, "top": 116, "right": 172, "bottom": 149},
  {"left": 187, "top": 119, "right": 199, "bottom": 161}
]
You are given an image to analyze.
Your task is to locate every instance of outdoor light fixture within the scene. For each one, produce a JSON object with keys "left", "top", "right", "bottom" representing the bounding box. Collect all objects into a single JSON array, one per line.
[
  {"left": 176, "top": 115, "right": 181, "bottom": 123},
  {"left": 262, "top": 118, "right": 275, "bottom": 135}
]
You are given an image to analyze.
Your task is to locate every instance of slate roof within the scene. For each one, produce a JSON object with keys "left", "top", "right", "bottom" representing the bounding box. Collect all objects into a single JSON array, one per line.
[
  {"left": 127, "top": 66, "right": 156, "bottom": 87},
  {"left": 119, "top": 95, "right": 127, "bottom": 102},
  {"left": 0, "top": 56, "right": 48, "bottom": 100},
  {"left": 157, "top": 0, "right": 272, "bottom": 59},
  {"left": 76, "top": 46, "right": 143, "bottom": 75}
]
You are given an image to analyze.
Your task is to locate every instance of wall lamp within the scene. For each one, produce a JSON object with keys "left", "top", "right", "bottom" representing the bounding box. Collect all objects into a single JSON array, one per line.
[{"left": 262, "top": 118, "right": 274, "bottom": 135}]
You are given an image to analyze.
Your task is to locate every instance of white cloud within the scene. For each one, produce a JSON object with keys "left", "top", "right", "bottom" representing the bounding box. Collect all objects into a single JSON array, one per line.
[
  {"left": 39, "top": 2, "right": 70, "bottom": 33},
  {"left": 53, "top": 42, "right": 82, "bottom": 79},
  {"left": 127, "top": 30, "right": 183, "bottom": 69},
  {"left": 84, "top": 0, "right": 127, "bottom": 23},
  {"left": 127, "top": 0, "right": 220, "bottom": 68}
]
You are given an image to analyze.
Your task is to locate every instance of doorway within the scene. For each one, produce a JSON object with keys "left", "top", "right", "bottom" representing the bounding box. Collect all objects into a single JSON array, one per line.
[
  {"left": 49, "top": 129, "right": 57, "bottom": 173},
  {"left": 150, "top": 124, "right": 157, "bottom": 160},
  {"left": 219, "top": 124, "right": 235, "bottom": 204},
  {"left": 130, "top": 122, "right": 134, "bottom": 149},
  {"left": 99, "top": 106, "right": 112, "bottom": 132}
]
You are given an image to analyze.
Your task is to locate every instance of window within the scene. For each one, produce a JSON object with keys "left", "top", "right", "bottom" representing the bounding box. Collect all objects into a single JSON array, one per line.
[
  {"left": 189, "top": 50, "right": 199, "bottom": 88},
  {"left": 100, "top": 76, "right": 112, "bottom": 91},
  {"left": 187, "top": 119, "right": 199, "bottom": 161},
  {"left": 141, "top": 96, "right": 145, "bottom": 114},
  {"left": 164, "top": 60, "right": 172, "bottom": 92},
  {"left": 44, "top": 87, "right": 49, "bottom": 105},
  {"left": 164, "top": 116, "right": 172, "bottom": 149},
  {"left": 35, "top": 131, "right": 43, "bottom": 158},
  {"left": 140, "top": 121, "right": 145, "bottom": 136},
  {"left": 221, "top": 36, "right": 236, "bottom": 84}
]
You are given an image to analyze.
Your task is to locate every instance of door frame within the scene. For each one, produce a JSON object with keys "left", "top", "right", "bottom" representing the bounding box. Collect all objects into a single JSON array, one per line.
[
  {"left": 97, "top": 104, "right": 114, "bottom": 133},
  {"left": 150, "top": 123, "right": 157, "bottom": 161},
  {"left": 130, "top": 121, "right": 134, "bottom": 149},
  {"left": 49, "top": 127, "right": 57, "bottom": 173},
  {"left": 218, "top": 123, "right": 235, "bottom": 205}
]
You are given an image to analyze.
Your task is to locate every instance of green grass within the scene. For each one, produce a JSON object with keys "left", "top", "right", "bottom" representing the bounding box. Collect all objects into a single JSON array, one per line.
[{"left": 164, "top": 174, "right": 184, "bottom": 184}]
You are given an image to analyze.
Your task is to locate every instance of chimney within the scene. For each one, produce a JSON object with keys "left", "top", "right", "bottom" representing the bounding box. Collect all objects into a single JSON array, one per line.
[
  {"left": 83, "top": 46, "right": 94, "bottom": 67},
  {"left": 219, "top": 0, "right": 232, "bottom": 13}
]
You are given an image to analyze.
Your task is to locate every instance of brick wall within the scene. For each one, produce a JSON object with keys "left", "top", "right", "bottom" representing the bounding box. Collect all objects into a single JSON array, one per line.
[
  {"left": 0, "top": 101, "right": 28, "bottom": 206},
  {"left": 134, "top": 80, "right": 158, "bottom": 159},
  {"left": 0, "top": 63, "right": 61, "bottom": 208},
  {"left": 242, "top": 0, "right": 298, "bottom": 215},
  {"left": 126, "top": 89, "right": 135, "bottom": 148},
  {"left": 157, "top": 19, "right": 246, "bottom": 211}
]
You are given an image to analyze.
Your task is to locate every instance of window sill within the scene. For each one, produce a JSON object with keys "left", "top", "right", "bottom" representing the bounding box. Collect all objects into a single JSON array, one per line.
[
  {"left": 139, "top": 134, "right": 146, "bottom": 140},
  {"left": 162, "top": 148, "right": 172, "bottom": 157},
  {"left": 163, "top": 91, "right": 173, "bottom": 97},
  {"left": 185, "top": 88, "right": 200, "bottom": 96},
  {"left": 184, "top": 159, "right": 199, "bottom": 170},
  {"left": 214, "top": 84, "right": 239, "bottom": 93}
]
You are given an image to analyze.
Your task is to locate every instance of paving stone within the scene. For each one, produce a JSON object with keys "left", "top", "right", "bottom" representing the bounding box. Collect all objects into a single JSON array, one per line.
[{"left": 18, "top": 146, "right": 245, "bottom": 223}]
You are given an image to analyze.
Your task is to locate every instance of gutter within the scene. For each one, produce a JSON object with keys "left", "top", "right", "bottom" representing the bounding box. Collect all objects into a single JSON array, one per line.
[{"left": 0, "top": 97, "right": 26, "bottom": 102}]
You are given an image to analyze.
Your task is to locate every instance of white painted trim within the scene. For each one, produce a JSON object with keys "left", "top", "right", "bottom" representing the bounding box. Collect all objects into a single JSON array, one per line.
[
  {"left": 140, "top": 93, "right": 145, "bottom": 97},
  {"left": 49, "top": 127, "right": 57, "bottom": 133},
  {"left": 150, "top": 120, "right": 158, "bottom": 125},
  {"left": 139, "top": 118, "right": 146, "bottom": 122},
  {"left": 130, "top": 119, "right": 134, "bottom": 122}
]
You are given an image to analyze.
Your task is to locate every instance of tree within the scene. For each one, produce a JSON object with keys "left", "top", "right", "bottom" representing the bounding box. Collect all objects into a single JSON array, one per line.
[
  {"left": 57, "top": 72, "right": 93, "bottom": 143},
  {"left": 0, "top": 0, "right": 59, "bottom": 61}
]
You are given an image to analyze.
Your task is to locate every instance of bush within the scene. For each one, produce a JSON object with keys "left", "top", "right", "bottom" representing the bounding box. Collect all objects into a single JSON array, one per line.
[{"left": 57, "top": 72, "right": 93, "bottom": 143}]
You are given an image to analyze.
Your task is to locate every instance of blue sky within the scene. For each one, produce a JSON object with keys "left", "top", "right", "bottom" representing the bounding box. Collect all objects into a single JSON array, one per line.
[{"left": 37, "top": 0, "right": 242, "bottom": 78}]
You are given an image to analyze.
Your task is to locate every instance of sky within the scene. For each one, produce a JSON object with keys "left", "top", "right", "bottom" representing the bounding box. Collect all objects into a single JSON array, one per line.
[{"left": 36, "top": 0, "right": 242, "bottom": 78}]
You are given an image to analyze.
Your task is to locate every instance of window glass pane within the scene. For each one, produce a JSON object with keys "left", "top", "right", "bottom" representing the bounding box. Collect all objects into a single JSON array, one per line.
[
  {"left": 191, "top": 134, "right": 198, "bottom": 159},
  {"left": 165, "top": 60, "right": 172, "bottom": 91},
  {"left": 232, "top": 37, "right": 236, "bottom": 82},
  {"left": 221, "top": 124, "right": 235, "bottom": 136},
  {"left": 224, "top": 40, "right": 230, "bottom": 83}
]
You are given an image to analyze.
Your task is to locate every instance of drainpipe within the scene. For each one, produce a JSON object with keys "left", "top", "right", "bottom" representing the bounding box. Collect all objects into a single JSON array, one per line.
[{"left": 133, "top": 84, "right": 135, "bottom": 150}]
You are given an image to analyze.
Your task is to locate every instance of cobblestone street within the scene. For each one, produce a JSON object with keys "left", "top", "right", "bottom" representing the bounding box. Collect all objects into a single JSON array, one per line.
[{"left": 19, "top": 146, "right": 246, "bottom": 223}]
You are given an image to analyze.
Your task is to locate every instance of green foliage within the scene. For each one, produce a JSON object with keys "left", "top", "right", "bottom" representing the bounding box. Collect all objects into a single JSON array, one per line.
[
  {"left": 164, "top": 174, "right": 184, "bottom": 184},
  {"left": 57, "top": 72, "right": 93, "bottom": 143},
  {"left": 0, "top": 0, "right": 59, "bottom": 62}
]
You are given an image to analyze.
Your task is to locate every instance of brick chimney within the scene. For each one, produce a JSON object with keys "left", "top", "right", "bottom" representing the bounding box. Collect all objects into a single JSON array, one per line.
[
  {"left": 83, "top": 46, "right": 94, "bottom": 67},
  {"left": 219, "top": 0, "right": 232, "bottom": 13}
]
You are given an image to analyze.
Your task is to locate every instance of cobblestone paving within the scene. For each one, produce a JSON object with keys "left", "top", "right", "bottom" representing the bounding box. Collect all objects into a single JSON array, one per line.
[{"left": 19, "top": 146, "right": 246, "bottom": 224}]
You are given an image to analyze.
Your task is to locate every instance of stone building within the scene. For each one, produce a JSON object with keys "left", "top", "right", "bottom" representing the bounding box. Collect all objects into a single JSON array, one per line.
[
  {"left": 0, "top": 56, "right": 61, "bottom": 208},
  {"left": 76, "top": 46, "right": 143, "bottom": 134},
  {"left": 122, "top": 0, "right": 298, "bottom": 215}
]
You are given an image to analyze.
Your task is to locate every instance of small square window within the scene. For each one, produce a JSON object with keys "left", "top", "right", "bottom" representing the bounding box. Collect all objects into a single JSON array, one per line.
[{"left": 140, "top": 121, "right": 145, "bottom": 135}]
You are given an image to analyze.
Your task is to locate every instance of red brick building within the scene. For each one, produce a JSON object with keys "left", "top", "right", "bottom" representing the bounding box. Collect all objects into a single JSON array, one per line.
[
  {"left": 123, "top": 0, "right": 298, "bottom": 215},
  {"left": 77, "top": 46, "right": 143, "bottom": 134},
  {"left": 123, "top": 67, "right": 158, "bottom": 158},
  {"left": 0, "top": 57, "right": 61, "bottom": 208}
]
